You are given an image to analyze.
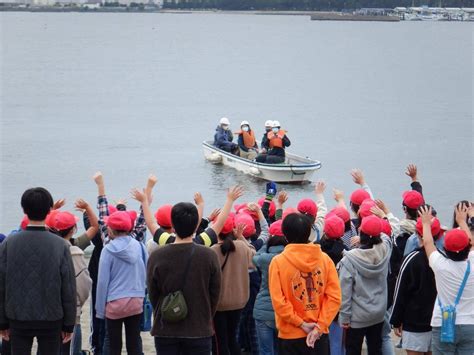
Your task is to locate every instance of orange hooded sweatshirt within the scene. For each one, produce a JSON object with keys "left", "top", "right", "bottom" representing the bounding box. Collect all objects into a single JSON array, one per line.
[{"left": 269, "top": 243, "right": 341, "bottom": 339}]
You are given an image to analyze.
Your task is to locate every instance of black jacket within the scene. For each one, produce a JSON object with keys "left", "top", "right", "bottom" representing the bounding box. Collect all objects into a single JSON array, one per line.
[
  {"left": 390, "top": 248, "right": 437, "bottom": 332},
  {"left": 319, "top": 238, "right": 348, "bottom": 266},
  {"left": 0, "top": 226, "right": 77, "bottom": 332}
]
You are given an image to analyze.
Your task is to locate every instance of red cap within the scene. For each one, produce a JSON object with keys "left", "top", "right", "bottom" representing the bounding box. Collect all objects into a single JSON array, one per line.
[
  {"left": 258, "top": 198, "right": 276, "bottom": 218},
  {"left": 297, "top": 199, "right": 317, "bottom": 217},
  {"left": 381, "top": 219, "right": 392, "bottom": 236},
  {"left": 155, "top": 205, "right": 173, "bottom": 228},
  {"left": 108, "top": 205, "right": 118, "bottom": 215},
  {"left": 358, "top": 199, "right": 376, "bottom": 219},
  {"left": 283, "top": 207, "right": 299, "bottom": 220},
  {"left": 45, "top": 209, "right": 60, "bottom": 229},
  {"left": 402, "top": 191, "right": 425, "bottom": 209},
  {"left": 324, "top": 216, "right": 345, "bottom": 239},
  {"left": 104, "top": 211, "right": 133, "bottom": 232},
  {"left": 350, "top": 189, "right": 371, "bottom": 206},
  {"left": 234, "top": 203, "right": 259, "bottom": 221},
  {"left": 20, "top": 215, "right": 29, "bottom": 230},
  {"left": 234, "top": 213, "right": 256, "bottom": 238},
  {"left": 269, "top": 220, "right": 284, "bottom": 237},
  {"left": 415, "top": 217, "right": 441, "bottom": 238},
  {"left": 221, "top": 213, "right": 235, "bottom": 235},
  {"left": 444, "top": 229, "right": 470, "bottom": 252},
  {"left": 327, "top": 207, "right": 350, "bottom": 223},
  {"left": 54, "top": 211, "right": 79, "bottom": 231},
  {"left": 360, "top": 215, "right": 382, "bottom": 237}
]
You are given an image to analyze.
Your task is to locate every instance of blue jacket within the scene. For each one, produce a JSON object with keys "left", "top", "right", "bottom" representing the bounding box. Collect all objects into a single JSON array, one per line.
[
  {"left": 95, "top": 236, "right": 147, "bottom": 319},
  {"left": 252, "top": 244, "right": 285, "bottom": 322},
  {"left": 213, "top": 126, "right": 235, "bottom": 150}
]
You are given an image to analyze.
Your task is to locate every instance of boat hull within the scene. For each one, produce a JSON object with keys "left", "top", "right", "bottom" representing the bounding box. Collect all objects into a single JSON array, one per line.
[{"left": 202, "top": 141, "right": 321, "bottom": 183}]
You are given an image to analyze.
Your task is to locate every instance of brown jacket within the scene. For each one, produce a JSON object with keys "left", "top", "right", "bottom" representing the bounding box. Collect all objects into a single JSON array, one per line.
[
  {"left": 69, "top": 243, "right": 92, "bottom": 324},
  {"left": 211, "top": 239, "right": 256, "bottom": 311}
]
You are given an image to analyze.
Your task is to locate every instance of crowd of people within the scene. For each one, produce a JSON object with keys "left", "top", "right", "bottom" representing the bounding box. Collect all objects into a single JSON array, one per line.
[
  {"left": 0, "top": 165, "right": 473, "bottom": 355},
  {"left": 213, "top": 118, "right": 291, "bottom": 164}
]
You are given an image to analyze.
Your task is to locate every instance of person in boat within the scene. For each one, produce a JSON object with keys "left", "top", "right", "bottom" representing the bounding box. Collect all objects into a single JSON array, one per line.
[
  {"left": 256, "top": 121, "right": 291, "bottom": 164},
  {"left": 237, "top": 120, "right": 258, "bottom": 161},
  {"left": 260, "top": 120, "right": 274, "bottom": 149},
  {"left": 213, "top": 117, "right": 239, "bottom": 154}
]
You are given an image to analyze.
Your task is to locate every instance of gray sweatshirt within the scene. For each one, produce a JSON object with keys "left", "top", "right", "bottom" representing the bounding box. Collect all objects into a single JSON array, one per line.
[{"left": 338, "top": 235, "right": 392, "bottom": 328}]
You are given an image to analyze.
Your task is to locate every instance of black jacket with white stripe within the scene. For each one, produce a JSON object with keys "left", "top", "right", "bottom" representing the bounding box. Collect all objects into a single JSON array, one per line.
[{"left": 390, "top": 248, "right": 437, "bottom": 332}]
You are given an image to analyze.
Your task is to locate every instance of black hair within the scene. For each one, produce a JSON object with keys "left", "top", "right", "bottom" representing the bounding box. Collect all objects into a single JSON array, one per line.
[
  {"left": 220, "top": 234, "right": 236, "bottom": 256},
  {"left": 359, "top": 231, "right": 382, "bottom": 249},
  {"left": 282, "top": 213, "right": 312, "bottom": 244},
  {"left": 445, "top": 245, "right": 471, "bottom": 262},
  {"left": 452, "top": 200, "right": 470, "bottom": 229},
  {"left": 52, "top": 226, "right": 75, "bottom": 238},
  {"left": 266, "top": 235, "right": 288, "bottom": 252},
  {"left": 350, "top": 202, "right": 360, "bottom": 215},
  {"left": 171, "top": 202, "right": 199, "bottom": 238},
  {"left": 403, "top": 204, "right": 418, "bottom": 220},
  {"left": 21, "top": 187, "right": 53, "bottom": 221},
  {"left": 344, "top": 220, "right": 352, "bottom": 233}
]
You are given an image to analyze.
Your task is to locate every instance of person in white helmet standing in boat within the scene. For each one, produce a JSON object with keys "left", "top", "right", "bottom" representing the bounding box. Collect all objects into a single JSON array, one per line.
[
  {"left": 256, "top": 121, "right": 291, "bottom": 164},
  {"left": 236, "top": 120, "right": 258, "bottom": 161},
  {"left": 213, "top": 117, "right": 238, "bottom": 154}
]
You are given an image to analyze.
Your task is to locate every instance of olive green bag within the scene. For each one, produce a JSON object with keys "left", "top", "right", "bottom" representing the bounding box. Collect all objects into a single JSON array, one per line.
[{"left": 160, "top": 245, "right": 195, "bottom": 323}]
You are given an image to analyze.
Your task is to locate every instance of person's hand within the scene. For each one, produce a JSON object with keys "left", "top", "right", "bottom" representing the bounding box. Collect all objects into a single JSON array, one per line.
[
  {"left": 315, "top": 180, "right": 326, "bottom": 195},
  {"left": 350, "top": 236, "right": 360, "bottom": 248},
  {"left": 208, "top": 208, "right": 221, "bottom": 221},
  {"left": 74, "top": 199, "right": 89, "bottom": 212},
  {"left": 194, "top": 192, "right": 204, "bottom": 206},
  {"left": 370, "top": 205, "right": 386, "bottom": 219},
  {"left": 306, "top": 326, "right": 322, "bottom": 348},
  {"left": 93, "top": 171, "right": 104, "bottom": 186},
  {"left": 333, "top": 189, "right": 344, "bottom": 202},
  {"left": 62, "top": 331, "right": 73, "bottom": 344},
  {"left": 341, "top": 323, "right": 350, "bottom": 330},
  {"left": 405, "top": 164, "right": 418, "bottom": 182},
  {"left": 394, "top": 325, "right": 403, "bottom": 337},
  {"left": 247, "top": 202, "right": 261, "bottom": 212},
  {"left": 233, "top": 223, "right": 246, "bottom": 239},
  {"left": 53, "top": 198, "right": 66, "bottom": 210},
  {"left": 0, "top": 329, "right": 10, "bottom": 341},
  {"left": 351, "top": 169, "right": 366, "bottom": 186},
  {"left": 227, "top": 186, "right": 244, "bottom": 201},
  {"left": 455, "top": 203, "right": 469, "bottom": 226},
  {"left": 300, "top": 322, "right": 317, "bottom": 334},
  {"left": 266, "top": 181, "right": 277, "bottom": 198},
  {"left": 115, "top": 198, "right": 127, "bottom": 206},
  {"left": 147, "top": 174, "right": 158, "bottom": 189},
  {"left": 277, "top": 191, "right": 288, "bottom": 206},
  {"left": 419, "top": 205, "right": 433, "bottom": 225},
  {"left": 375, "top": 199, "right": 389, "bottom": 214},
  {"left": 130, "top": 188, "right": 148, "bottom": 204}
]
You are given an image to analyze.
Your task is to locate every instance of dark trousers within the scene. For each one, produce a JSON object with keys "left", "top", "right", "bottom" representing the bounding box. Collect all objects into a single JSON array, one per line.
[
  {"left": 10, "top": 327, "right": 61, "bottom": 355},
  {"left": 106, "top": 314, "right": 142, "bottom": 355},
  {"left": 278, "top": 335, "right": 329, "bottom": 355},
  {"left": 345, "top": 322, "right": 383, "bottom": 355},
  {"left": 155, "top": 336, "right": 212, "bottom": 355},
  {"left": 1, "top": 339, "right": 11, "bottom": 355},
  {"left": 238, "top": 272, "right": 260, "bottom": 355},
  {"left": 90, "top": 280, "right": 106, "bottom": 355},
  {"left": 255, "top": 154, "right": 285, "bottom": 164},
  {"left": 213, "top": 309, "right": 243, "bottom": 355}
]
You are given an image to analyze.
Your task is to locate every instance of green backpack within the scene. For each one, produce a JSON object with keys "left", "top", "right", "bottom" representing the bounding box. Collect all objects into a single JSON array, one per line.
[{"left": 160, "top": 244, "right": 195, "bottom": 323}]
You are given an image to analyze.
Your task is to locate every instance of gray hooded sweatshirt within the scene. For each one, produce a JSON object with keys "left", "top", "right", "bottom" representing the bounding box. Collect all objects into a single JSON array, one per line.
[{"left": 338, "top": 235, "right": 392, "bottom": 328}]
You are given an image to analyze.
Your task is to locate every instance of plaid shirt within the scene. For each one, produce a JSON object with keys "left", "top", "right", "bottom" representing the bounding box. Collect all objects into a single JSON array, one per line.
[{"left": 97, "top": 195, "right": 146, "bottom": 243}]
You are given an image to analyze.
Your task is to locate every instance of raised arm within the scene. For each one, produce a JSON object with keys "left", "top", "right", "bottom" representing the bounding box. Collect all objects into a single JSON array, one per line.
[
  {"left": 210, "top": 186, "right": 244, "bottom": 236},
  {"left": 275, "top": 191, "right": 288, "bottom": 221},
  {"left": 455, "top": 203, "right": 471, "bottom": 240},
  {"left": 75, "top": 199, "right": 99, "bottom": 240},
  {"left": 314, "top": 181, "right": 327, "bottom": 233},
  {"left": 333, "top": 189, "right": 347, "bottom": 209},
  {"left": 93, "top": 171, "right": 109, "bottom": 240},
  {"left": 351, "top": 168, "right": 374, "bottom": 199},
  {"left": 405, "top": 164, "right": 423, "bottom": 195},
  {"left": 371, "top": 199, "right": 400, "bottom": 238},
  {"left": 420, "top": 206, "right": 436, "bottom": 258},
  {"left": 194, "top": 192, "right": 205, "bottom": 223},
  {"left": 131, "top": 188, "right": 159, "bottom": 236}
]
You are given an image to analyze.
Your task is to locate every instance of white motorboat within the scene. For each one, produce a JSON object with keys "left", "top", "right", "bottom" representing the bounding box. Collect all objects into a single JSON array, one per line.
[{"left": 202, "top": 141, "right": 321, "bottom": 183}]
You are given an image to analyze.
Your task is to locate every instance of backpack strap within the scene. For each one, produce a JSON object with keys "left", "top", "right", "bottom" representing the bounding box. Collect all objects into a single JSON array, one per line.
[
  {"left": 454, "top": 260, "right": 470, "bottom": 307},
  {"left": 221, "top": 252, "right": 230, "bottom": 271},
  {"left": 181, "top": 244, "right": 196, "bottom": 290}
]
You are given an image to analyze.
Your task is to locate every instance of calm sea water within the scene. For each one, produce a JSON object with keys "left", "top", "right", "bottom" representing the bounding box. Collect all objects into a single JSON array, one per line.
[{"left": 0, "top": 13, "right": 472, "bottom": 232}]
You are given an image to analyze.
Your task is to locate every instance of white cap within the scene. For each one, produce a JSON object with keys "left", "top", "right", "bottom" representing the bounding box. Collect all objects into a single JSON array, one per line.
[
  {"left": 219, "top": 117, "right": 230, "bottom": 125},
  {"left": 240, "top": 120, "right": 250, "bottom": 127},
  {"left": 264, "top": 120, "right": 273, "bottom": 127},
  {"left": 272, "top": 120, "right": 281, "bottom": 128}
]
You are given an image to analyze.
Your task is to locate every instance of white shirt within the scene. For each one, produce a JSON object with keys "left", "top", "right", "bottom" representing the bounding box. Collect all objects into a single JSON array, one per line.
[{"left": 429, "top": 251, "right": 474, "bottom": 327}]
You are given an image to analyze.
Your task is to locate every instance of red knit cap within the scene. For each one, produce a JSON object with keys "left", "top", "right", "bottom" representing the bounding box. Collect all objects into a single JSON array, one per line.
[
  {"left": 324, "top": 216, "right": 345, "bottom": 239},
  {"left": 402, "top": 191, "right": 425, "bottom": 210},
  {"left": 358, "top": 199, "right": 376, "bottom": 219},
  {"left": 297, "top": 199, "right": 318, "bottom": 217},
  {"left": 327, "top": 207, "right": 350, "bottom": 223},
  {"left": 104, "top": 211, "right": 133, "bottom": 232},
  {"left": 350, "top": 189, "right": 370, "bottom": 206},
  {"left": 45, "top": 209, "right": 60, "bottom": 229},
  {"left": 360, "top": 215, "right": 382, "bottom": 237},
  {"left": 155, "top": 205, "right": 173, "bottom": 228},
  {"left": 415, "top": 217, "right": 441, "bottom": 238},
  {"left": 381, "top": 219, "right": 392, "bottom": 236},
  {"left": 269, "top": 220, "right": 284, "bottom": 237},
  {"left": 234, "top": 203, "right": 259, "bottom": 221},
  {"left": 444, "top": 229, "right": 470, "bottom": 252},
  {"left": 221, "top": 213, "right": 235, "bottom": 235},
  {"left": 54, "top": 211, "right": 79, "bottom": 231},
  {"left": 234, "top": 213, "right": 256, "bottom": 238},
  {"left": 20, "top": 215, "right": 29, "bottom": 230},
  {"left": 282, "top": 207, "right": 299, "bottom": 220}
]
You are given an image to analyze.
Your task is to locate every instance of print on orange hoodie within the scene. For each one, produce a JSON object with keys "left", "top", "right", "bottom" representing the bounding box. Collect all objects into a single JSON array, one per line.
[{"left": 269, "top": 243, "right": 341, "bottom": 339}]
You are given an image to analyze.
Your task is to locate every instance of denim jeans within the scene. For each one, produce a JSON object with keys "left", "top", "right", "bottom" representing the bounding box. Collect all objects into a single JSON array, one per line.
[
  {"left": 255, "top": 320, "right": 278, "bottom": 355},
  {"left": 381, "top": 309, "right": 395, "bottom": 355},
  {"left": 432, "top": 325, "right": 474, "bottom": 355},
  {"left": 329, "top": 321, "right": 345, "bottom": 355}
]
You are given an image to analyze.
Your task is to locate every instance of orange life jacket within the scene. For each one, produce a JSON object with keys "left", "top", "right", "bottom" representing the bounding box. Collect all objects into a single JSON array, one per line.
[
  {"left": 237, "top": 130, "right": 256, "bottom": 149},
  {"left": 267, "top": 130, "right": 286, "bottom": 149}
]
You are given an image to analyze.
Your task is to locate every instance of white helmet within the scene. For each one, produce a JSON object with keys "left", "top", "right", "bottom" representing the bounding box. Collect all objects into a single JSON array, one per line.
[
  {"left": 264, "top": 120, "right": 273, "bottom": 128},
  {"left": 272, "top": 120, "right": 281, "bottom": 128},
  {"left": 219, "top": 117, "right": 230, "bottom": 125},
  {"left": 240, "top": 120, "right": 250, "bottom": 127}
]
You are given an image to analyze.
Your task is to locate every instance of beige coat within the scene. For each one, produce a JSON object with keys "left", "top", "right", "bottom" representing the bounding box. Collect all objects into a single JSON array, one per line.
[{"left": 69, "top": 243, "right": 92, "bottom": 324}]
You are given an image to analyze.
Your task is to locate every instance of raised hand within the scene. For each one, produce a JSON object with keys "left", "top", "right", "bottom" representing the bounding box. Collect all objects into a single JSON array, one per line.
[
  {"left": 247, "top": 202, "right": 261, "bottom": 212},
  {"left": 147, "top": 174, "right": 158, "bottom": 189},
  {"left": 53, "top": 198, "right": 66, "bottom": 210},
  {"left": 277, "top": 191, "right": 288, "bottom": 206},
  {"left": 266, "top": 181, "right": 277, "bottom": 198},
  {"left": 405, "top": 164, "right": 418, "bottom": 182},
  {"left": 370, "top": 205, "right": 386, "bottom": 219},
  {"left": 194, "top": 192, "right": 204, "bottom": 206},
  {"left": 233, "top": 222, "right": 246, "bottom": 239},
  {"left": 351, "top": 168, "right": 366, "bottom": 186},
  {"left": 130, "top": 188, "right": 147, "bottom": 204},
  {"left": 314, "top": 180, "right": 326, "bottom": 195},
  {"left": 455, "top": 203, "right": 469, "bottom": 226},
  {"left": 115, "top": 198, "right": 127, "bottom": 206},
  {"left": 333, "top": 189, "right": 344, "bottom": 202},
  {"left": 93, "top": 171, "right": 104, "bottom": 186},
  {"left": 74, "top": 199, "right": 89, "bottom": 211},
  {"left": 208, "top": 208, "right": 221, "bottom": 221},
  {"left": 419, "top": 205, "right": 433, "bottom": 225},
  {"left": 227, "top": 186, "right": 244, "bottom": 201}
]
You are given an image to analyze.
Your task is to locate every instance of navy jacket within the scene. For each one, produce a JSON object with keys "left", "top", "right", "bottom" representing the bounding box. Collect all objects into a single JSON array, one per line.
[{"left": 213, "top": 126, "right": 235, "bottom": 150}]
